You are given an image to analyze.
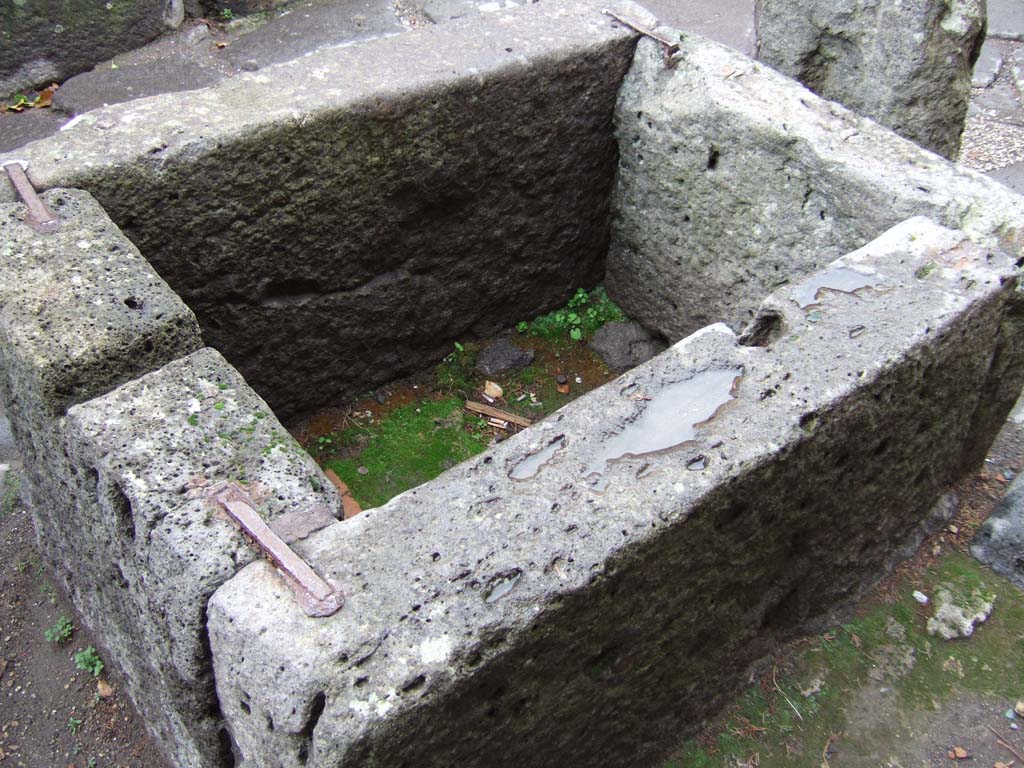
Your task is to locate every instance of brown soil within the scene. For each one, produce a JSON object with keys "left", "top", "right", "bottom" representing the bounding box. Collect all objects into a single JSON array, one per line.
[{"left": 0, "top": 485, "right": 170, "bottom": 768}]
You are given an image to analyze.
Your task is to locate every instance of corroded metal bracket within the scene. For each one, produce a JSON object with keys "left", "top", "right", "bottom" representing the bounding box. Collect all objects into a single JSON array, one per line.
[
  {"left": 603, "top": 9, "right": 680, "bottom": 67},
  {"left": 2, "top": 160, "right": 59, "bottom": 234},
  {"left": 215, "top": 484, "right": 343, "bottom": 617}
]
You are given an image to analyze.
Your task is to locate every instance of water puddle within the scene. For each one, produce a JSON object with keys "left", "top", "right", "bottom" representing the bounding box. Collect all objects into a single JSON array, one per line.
[
  {"left": 686, "top": 455, "right": 707, "bottom": 471},
  {"left": 509, "top": 436, "right": 567, "bottom": 481},
  {"left": 484, "top": 569, "right": 522, "bottom": 603},
  {"left": 583, "top": 367, "right": 743, "bottom": 482},
  {"left": 791, "top": 266, "right": 884, "bottom": 309}
]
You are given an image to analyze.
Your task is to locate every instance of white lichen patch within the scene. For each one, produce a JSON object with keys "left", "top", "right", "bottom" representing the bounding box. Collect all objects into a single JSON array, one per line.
[
  {"left": 419, "top": 635, "right": 453, "bottom": 665},
  {"left": 348, "top": 691, "right": 395, "bottom": 719},
  {"left": 926, "top": 582, "right": 995, "bottom": 640}
]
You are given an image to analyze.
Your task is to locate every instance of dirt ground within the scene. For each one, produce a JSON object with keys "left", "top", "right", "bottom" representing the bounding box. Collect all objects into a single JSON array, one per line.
[{"left": 0, "top": 488, "right": 169, "bottom": 768}]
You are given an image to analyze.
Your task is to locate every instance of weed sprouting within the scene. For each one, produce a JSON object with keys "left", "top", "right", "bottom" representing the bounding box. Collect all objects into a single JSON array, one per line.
[
  {"left": 45, "top": 615, "right": 74, "bottom": 644},
  {"left": 519, "top": 286, "right": 625, "bottom": 343},
  {"left": 74, "top": 646, "right": 104, "bottom": 677}
]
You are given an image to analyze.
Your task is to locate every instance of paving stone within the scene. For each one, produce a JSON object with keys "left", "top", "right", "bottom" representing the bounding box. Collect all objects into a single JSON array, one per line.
[
  {"left": 988, "top": 160, "right": 1024, "bottom": 195},
  {"left": 988, "top": 0, "right": 1024, "bottom": 40},
  {"left": 0, "top": 109, "right": 69, "bottom": 154},
  {"left": 223, "top": 0, "right": 406, "bottom": 70},
  {"left": 969, "top": 80, "right": 1024, "bottom": 122},
  {"left": 52, "top": 58, "right": 226, "bottom": 115},
  {"left": 972, "top": 39, "right": 1005, "bottom": 88},
  {"left": 419, "top": 0, "right": 756, "bottom": 53},
  {"left": 642, "top": 0, "right": 755, "bottom": 54}
]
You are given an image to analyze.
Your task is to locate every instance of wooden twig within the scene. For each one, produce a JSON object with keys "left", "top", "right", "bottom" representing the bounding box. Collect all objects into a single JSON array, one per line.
[
  {"left": 988, "top": 724, "right": 1024, "bottom": 762},
  {"left": 821, "top": 733, "right": 835, "bottom": 766},
  {"left": 464, "top": 401, "right": 532, "bottom": 428},
  {"left": 772, "top": 666, "right": 803, "bottom": 722}
]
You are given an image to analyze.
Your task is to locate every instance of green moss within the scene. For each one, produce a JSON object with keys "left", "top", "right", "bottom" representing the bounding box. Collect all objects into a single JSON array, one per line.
[
  {"left": 325, "top": 397, "right": 489, "bottom": 509},
  {"left": 667, "top": 553, "right": 1024, "bottom": 767},
  {"left": 0, "top": 471, "right": 21, "bottom": 517},
  {"left": 435, "top": 343, "right": 478, "bottom": 393}
]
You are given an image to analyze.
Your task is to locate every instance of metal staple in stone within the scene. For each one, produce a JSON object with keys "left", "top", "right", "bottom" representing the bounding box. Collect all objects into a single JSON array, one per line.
[
  {"left": 2, "top": 160, "right": 58, "bottom": 234},
  {"left": 215, "top": 483, "right": 343, "bottom": 617}
]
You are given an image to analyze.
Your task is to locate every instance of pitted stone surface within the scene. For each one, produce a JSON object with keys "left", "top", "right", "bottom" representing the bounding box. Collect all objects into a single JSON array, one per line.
[
  {"left": 0, "top": 0, "right": 650, "bottom": 419},
  {"left": 0, "top": 189, "right": 202, "bottom": 419},
  {"left": 755, "top": 0, "right": 984, "bottom": 158},
  {"left": 607, "top": 36, "right": 1024, "bottom": 345},
  {"left": 61, "top": 348, "right": 340, "bottom": 768},
  {"left": 0, "top": 187, "right": 203, "bottom": 581},
  {"left": 208, "top": 218, "right": 1023, "bottom": 768}
]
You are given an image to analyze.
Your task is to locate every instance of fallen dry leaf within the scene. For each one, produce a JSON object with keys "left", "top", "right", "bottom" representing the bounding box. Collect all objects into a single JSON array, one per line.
[
  {"left": 994, "top": 761, "right": 1011, "bottom": 768},
  {"left": 34, "top": 83, "right": 58, "bottom": 108},
  {"left": 948, "top": 746, "right": 969, "bottom": 760},
  {"left": 1015, "top": 700, "right": 1024, "bottom": 717},
  {"left": 97, "top": 678, "right": 114, "bottom": 698},
  {"left": 483, "top": 381, "right": 503, "bottom": 399}
]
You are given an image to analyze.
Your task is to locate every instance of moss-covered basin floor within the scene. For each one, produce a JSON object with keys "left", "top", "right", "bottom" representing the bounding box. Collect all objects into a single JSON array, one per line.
[
  {"left": 288, "top": 334, "right": 617, "bottom": 509},
  {"left": 669, "top": 548, "right": 1024, "bottom": 767}
]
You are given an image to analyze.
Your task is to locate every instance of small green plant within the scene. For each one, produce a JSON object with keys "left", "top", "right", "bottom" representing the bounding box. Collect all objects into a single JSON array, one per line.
[
  {"left": 41, "top": 581, "right": 57, "bottom": 605},
  {"left": 516, "top": 321, "right": 529, "bottom": 334},
  {"left": 66, "top": 716, "right": 83, "bottom": 735},
  {"left": 45, "top": 615, "right": 74, "bottom": 644},
  {"left": 15, "top": 559, "right": 29, "bottom": 574},
  {"left": 315, "top": 434, "right": 334, "bottom": 453},
  {"left": 87, "top": 758, "right": 97, "bottom": 768},
  {"left": 520, "top": 286, "right": 625, "bottom": 343},
  {"left": 74, "top": 646, "right": 104, "bottom": 677},
  {"left": 219, "top": 7, "right": 234, "bottom": 19},
  {"left": 187, "top": 414, "right": 200, "bottom": 426}
]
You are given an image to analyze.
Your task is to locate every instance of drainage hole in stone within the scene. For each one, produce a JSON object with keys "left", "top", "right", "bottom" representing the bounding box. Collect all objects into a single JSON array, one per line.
[
  {"left": 123, "top": 296, "right": 142, "bottom": 310},
  {"left": 110, "top": 482, "right": 135, "bottom": 542},
  {"left": 297, "top": 691, "right": 326, "bottom": 765},
  {"left": 217, "top": 727, "right": 238, "bottom": 768},
  {"left": 739, "top": 310, "right": 784, "bottom": 347},
  {"left": 706, "top": 147, "right": 720, "bottom": 170},
  {"left": 401, "top": 674, "right": 426, "bottom": 693}
]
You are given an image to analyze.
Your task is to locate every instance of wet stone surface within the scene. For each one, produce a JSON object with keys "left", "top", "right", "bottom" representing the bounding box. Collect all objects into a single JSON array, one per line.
[
  {"left": 972, "top": 473, "right": 1024, "bottom": 589},
  {"left": 475, "top": 338, "right": 535, "bottom": 376}
]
